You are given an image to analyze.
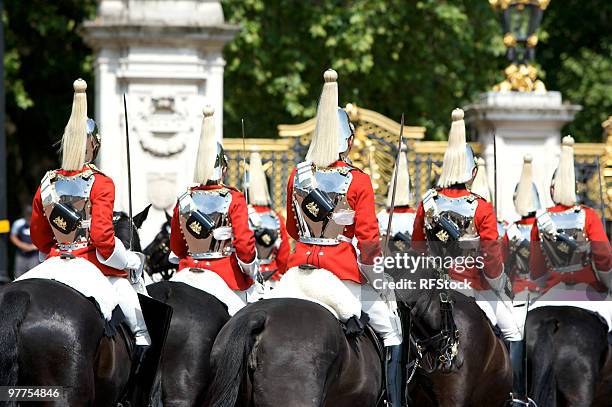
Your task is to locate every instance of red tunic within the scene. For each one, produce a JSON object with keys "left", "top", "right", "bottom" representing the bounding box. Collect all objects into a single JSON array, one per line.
[
  {"left": 502, "top": 217, "right": 538, "bottom": 293},
  {"left": 252, "top": 205, "right": 290, "bottom": 281},
  {"left": 30, "top": 165, "right": 127, "bottom": 277},
  {"left": 286, "top": 161, "right": 381, "bottom": 283},
  {"left": 530, "top": 204, "right": 612, "bottom": 292},
  {"left": 386, "top": 206, "right": 416, "bottom": 214},
  {"left": 412, "top": 187, "right": 503, "bottom": 290},
  {"left": 170, "top": 184, "right": 256, "bottom": 291}
]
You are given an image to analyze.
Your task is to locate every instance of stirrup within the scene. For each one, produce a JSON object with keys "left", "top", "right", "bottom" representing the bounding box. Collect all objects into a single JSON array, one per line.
[{"left": 508, "top": 393, "right": 537, "bottom": 407}]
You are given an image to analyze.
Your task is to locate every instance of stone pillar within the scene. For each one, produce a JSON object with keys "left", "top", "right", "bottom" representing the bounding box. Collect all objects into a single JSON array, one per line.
[
  {"left": 465, "top": 92, "right": 581, "bottom": 222},
  {"left": 82, "top": 0, "right": 237, "bottom": 244}
]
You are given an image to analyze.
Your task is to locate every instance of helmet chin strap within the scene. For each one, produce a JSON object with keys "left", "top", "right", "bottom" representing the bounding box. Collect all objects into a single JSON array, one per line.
[{"left": 85, "top": 133, "right": 101, "bottom": 164}]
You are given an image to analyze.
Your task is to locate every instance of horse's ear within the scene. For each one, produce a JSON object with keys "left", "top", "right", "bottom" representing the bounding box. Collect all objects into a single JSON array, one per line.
[
  {"left": 165, "top": 210, "right": 172, "bottom": 224},
  {"left": 133, "top": 204, "right": 152, "bottom": 229}
]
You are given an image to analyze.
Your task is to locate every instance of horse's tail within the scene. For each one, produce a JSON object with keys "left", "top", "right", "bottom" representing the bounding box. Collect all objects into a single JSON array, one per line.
[
  {"left": 205, "top": 310, "right": 267, "bottom": 407},
  {"left": 531, "top": 317, "right": 557, "bottom": 407},
  {"left": 0, "top": 291, "right": 31, "bottom": 388}
]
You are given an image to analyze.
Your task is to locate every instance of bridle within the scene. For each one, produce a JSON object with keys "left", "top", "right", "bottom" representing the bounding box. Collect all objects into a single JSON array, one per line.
[{"left": 404, "top": 283, "right": 460, "bottom": 383}]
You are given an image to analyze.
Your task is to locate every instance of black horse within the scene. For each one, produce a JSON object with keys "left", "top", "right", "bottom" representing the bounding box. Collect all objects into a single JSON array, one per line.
[
  {"left": 0, "top": 209, "right": 151, "bottom": 406},
  {"left": 527, "top": 306, "right": 612, "bottom": 407},
  {"left": 143, "top": 211, "right": 177, "bottom": 281},
  {"left": 146, "top": 281, "right": 230, "bottom": 407},
  {"left": 394, "top": 265, "right": 512, "bottom": 407},
  {"left": 114, "top": 207, "right": 232, "bottom": 406},
  {"left": 205, "top": 298, "right": 383, "bottom": 407}
]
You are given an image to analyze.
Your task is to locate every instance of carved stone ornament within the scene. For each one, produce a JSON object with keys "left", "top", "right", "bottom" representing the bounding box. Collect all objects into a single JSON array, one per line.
[
  {"left": 136, "top": 95, "right": 194, "bottom": 157},
  {"left": 147, "top": 172, "right": 178, "bottom": 210}
]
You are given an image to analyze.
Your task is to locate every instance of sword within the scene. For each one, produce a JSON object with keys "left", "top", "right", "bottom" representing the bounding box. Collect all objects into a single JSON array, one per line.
[
  {"left": 492, "top": 133, "right": 515, "bottom": 299},
  {"left": 595, "top": 156, "right": 607, "bottom": 231},
  {"left": 382, "top": 113, "right": 404, "bottom": 257},
  {"left": 241, "top": 118, "right": 248, "bottom": 203},
  {"left": 123, "top": 94, "right": 134, "bottom": 250},
  {"left": 493, "top": 133, "right": 498, "bottom": 218}
]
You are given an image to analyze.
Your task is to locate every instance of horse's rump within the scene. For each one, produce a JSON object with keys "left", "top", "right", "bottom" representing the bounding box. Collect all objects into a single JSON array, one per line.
[
  {"left": 0, "top": 279, "right": 131, "bottom": 405},
  {"left": 207, "top": 298, "right": 382, "bottom": 407},
  {"left": 527, "top": 306, "right": 609, "bottom": 407}
]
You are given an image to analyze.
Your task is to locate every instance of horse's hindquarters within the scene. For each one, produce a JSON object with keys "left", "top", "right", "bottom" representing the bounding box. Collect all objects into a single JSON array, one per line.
[{"left": 208, "top": 298, "right": 382, "bottom": 407}]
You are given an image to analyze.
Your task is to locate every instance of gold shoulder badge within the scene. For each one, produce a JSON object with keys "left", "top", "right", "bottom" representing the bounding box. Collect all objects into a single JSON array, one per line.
[
  {"left": 189, "top": 220, "right": 203, "bottom": 235},
  {"left": 436, "top": 229, "right": 449, "bottom": 243},
  {"left": 305, "top": 201, "right": 319, "bottom": 217},
  {"left": 53, "top": 216, "right": 68, "bottom": 232}
]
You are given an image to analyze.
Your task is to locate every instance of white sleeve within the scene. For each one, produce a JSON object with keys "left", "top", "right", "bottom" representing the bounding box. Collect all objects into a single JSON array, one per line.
[
  {"left": 169, "top": 251, "right": 180, "bottom": 265},
  {"left": 96, "top": 236, "right": 128, "bottom": 270},
  {"left": 10, "top": 218, "right": 25, "bottom": 235}
]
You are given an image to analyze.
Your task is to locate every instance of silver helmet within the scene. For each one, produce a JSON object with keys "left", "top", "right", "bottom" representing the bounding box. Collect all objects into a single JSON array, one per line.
[
  {"left": 84, "top": 118, "right": 101, "bottom": 164},
  {"left": 209, "top": 142, "right": 228, "bottom": 182},
  {"left": 337, "top": 108, "right": 355, "bottom": 155}
]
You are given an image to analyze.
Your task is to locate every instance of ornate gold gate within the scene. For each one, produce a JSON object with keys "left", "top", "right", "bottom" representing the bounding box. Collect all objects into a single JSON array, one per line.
[{"left": 224, "top": 107, "right": 611, "bottom": 229}]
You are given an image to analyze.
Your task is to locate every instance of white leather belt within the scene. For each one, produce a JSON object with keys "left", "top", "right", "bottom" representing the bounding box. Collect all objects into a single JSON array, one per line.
[
  {"left": 299, "top": 235, "right": 352, "bottom": 246},
  {"left": 58, "top": 241, "right": 89, "bottom": 252}
]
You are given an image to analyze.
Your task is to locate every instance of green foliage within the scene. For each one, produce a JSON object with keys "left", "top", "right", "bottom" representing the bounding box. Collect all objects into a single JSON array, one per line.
[
  {"left": 221, "top": 0, "right": 505, "bottom": 140},
  {"left": 4, "top": 0, "right": 97, "bottom": 209},
  {"left": 221, "top": 0, "right": 611, "bottom": 143},
  {"left": 538, "top": 0, "right": 612, "bottom": 142}
]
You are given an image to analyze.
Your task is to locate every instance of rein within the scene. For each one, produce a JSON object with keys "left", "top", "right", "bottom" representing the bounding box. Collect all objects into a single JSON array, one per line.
[{"left": 404, "top": 287, "right": 460, "bottom": 380}]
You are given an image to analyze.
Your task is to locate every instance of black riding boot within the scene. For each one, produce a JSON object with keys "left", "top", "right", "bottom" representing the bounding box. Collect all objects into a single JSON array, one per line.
[
  {"left": 509, "top": 340, "right": 526, "bottom": 404},
  {"left": 386, "top": 345, "right": 403, "bottom": 407},
  {"left": 133, "top": 344, "right": 150, "bottom": 377}
]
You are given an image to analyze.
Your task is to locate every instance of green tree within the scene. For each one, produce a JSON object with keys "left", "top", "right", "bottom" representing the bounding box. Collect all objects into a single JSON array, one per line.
[
  {"left": 538, "top": 0, "right": 612, "bottom": 142},
  {"left": 221, "top": 0, "right": 612, "bottom": 143},
  {"left": 221, "top": 0, "right": 505, "bottom": 140},
  {"left": 4, "top": 0, "right": 96, "bottom": 211}
]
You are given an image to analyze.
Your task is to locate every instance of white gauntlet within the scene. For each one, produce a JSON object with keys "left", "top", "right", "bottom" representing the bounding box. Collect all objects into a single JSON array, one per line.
[
  {"left": 127, "top": 252, "right": 147, "bottom": 295},
  {"left": 238, "top": 256, "right": 260, "bottom": 279},
  {"left": 97, "top": 237, "right": 129, "bottom": 270},
  {"left": 594, "top": 263, "right": 612, "bottom": 293},
  {"left": 485, "top": 267, "right": 509, "bottom": 295}
]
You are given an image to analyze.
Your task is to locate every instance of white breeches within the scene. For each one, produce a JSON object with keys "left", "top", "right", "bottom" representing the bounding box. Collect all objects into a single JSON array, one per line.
[
  {"left": 474, "top": 290, "right": 527, "bottom": 341},
  {"left": 106, "top": 276, "right": 151, "bottom": 345},
  {"left": 170, "top": 269, "right": 262, "bottom": 316},
  {"left": 343, "top": 281, "right": 403, "bottom": 347}
]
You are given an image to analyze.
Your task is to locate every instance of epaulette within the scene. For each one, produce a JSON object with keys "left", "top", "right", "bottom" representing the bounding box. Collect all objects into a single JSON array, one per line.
[
  {"left": 346, "top": 164, "right": 363, "bottom": 174},
  {"left": 221, "top": 184, "right": 240, "bottom": 193},
  {"left": 468, "top": 192, "right": 484, "bottom": 203},
  {"left": 87, "top": 163, "right": 105, "bottom": 176}
]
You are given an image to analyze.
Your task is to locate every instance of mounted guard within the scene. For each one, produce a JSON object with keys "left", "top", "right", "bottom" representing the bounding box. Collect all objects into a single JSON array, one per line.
[
  {"left": 169, "top": 107, "right": 259, "bottom": 316},
  {"left": 27, "top": 79, "right": 151, "bottom": 354},
  {"left": 530, "top": 135, "right": 612, "bottom": 319},
  {"left": 470, "top": 156, "right": 507, "bottom": 238},
  {"left": 247, "top": 152, "right": 289, "bottom": 286},
  {"left": 377, "top": 143, "right": 416, "bottom": 253},
  {"left": 504, "top": 154, "right": 541, "bottom": 294},
  {"left": 282, "top": 69, "right": 403, "bottom": 406},
  {"left": 412, "top": 108, "right": 527, "bottom": 405}
]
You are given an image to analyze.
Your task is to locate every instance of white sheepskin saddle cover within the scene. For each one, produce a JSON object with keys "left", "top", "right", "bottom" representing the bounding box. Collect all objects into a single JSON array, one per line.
[
  {"left": 170, "top": 269, "right": 247, "bottom": 316},
  {"left": 16, "top": 257, "right": 118, "bottom": 320},
  {"left": 529, "top": 283, "right": 612, "bottom": 332},
  {"left": 267, "top": 267, "right": 361, "bottom": 322}
]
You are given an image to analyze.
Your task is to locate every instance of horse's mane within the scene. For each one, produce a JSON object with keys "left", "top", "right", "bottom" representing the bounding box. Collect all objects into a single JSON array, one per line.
[{"left": 112, "top": 212, "right": 142, "bottom": 252}]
